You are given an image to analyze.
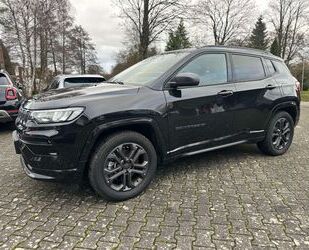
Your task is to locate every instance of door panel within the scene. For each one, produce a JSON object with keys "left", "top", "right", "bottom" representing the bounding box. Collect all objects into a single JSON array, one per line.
[
  {"left": 233, "top": 78, "right": 282, "bottom": 134},
  {"left": 164, "top": 53, "right": 239, "bottom": 155},
  {"left": 231, "top": 54, "right": 282, "bottom": 136},
  {"left": 165, "top": 83, "right": 237, "bottom": 154}
]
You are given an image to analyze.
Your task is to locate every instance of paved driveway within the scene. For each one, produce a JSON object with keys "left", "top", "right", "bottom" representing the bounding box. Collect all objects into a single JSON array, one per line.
[{"left": 0, "top": 104, "right": 309, "bottom": 249}]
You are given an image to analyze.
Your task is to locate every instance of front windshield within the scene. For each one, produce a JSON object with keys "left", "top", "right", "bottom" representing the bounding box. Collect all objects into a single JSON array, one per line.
[{"left": 110, "top": 52, "right": 189, "bottom": 86}]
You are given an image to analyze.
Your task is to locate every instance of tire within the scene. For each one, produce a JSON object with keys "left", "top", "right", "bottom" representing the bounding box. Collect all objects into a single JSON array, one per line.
[
  {"left": 257, "top": 111, "right": 294, "bottom": 156},
  {"left": 89, "top": 131, "right": 157, "bottom": 201}
]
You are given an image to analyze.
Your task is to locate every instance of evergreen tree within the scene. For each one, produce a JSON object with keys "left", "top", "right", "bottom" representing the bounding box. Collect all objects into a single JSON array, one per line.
[
  {"left": 270, "top": 38, "right": 281, "bottom": 57},
  {"left": 166, "top": 19, "right": 191, "bottom": 51},
  {"left": 249, "top": 16, "right": 268, "bottom": 50}
]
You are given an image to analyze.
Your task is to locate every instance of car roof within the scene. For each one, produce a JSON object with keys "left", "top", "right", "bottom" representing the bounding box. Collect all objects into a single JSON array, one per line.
[
  {"left": 0, "top": 69, "right": 9, "bottom": 75},
  {"left": 0, "top": 70, "right": 13, "bottom": 83},
  {"left": 164, "top": 46, "right": 283, "bottom": 61},
  {"left": 55, "top": 74, "right": 105, "bottom": 80}
]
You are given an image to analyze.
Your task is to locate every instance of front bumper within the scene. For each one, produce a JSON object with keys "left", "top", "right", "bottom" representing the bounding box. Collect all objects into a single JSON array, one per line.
[{"left": 13, "top": 130, "right": 83, "bottom": 183}]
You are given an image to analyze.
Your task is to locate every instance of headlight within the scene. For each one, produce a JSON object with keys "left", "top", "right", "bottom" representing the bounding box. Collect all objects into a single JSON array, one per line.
[{"left": 30, "top": 107, "right": 84, "bottom": 124}]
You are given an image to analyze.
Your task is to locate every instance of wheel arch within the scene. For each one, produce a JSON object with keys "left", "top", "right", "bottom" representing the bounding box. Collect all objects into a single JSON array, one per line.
[
  {"left": 79, "top": 118, "right": 167, "bottom": 178},
  {"left": 270, "top": 101, "right": 299, "bottom": 126}
]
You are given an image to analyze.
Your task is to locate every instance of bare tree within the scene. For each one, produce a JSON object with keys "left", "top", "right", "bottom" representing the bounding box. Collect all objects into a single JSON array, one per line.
[
  {"left": 0, "top": 0, "right": 100, "bottom": 94},
  {"left": 0, "top": 0, "right": 36, "bottom": 93},
  {"left": 54, "top": 0, "right": 73, "bottom": 74},
  {"left": 69, "top": 25, "right": 97, "bottom": 74},
  {"left": 269, "top": 0, "right": 309, "bottom": 64},
  {"left": 115, "top": 0, "right": 186, "bottom": 59},
  {"left": 194, "top": 0, "right": 256, "bottom": 45}
]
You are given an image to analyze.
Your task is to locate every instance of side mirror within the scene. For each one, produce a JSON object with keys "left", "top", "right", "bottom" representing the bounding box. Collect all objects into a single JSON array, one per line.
[{"left": 168, "top": 73, "right": 200, "bottom": 88}]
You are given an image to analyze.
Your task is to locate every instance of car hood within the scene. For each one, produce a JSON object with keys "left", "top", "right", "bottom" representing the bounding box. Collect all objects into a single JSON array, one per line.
[{"left": 23, "top": 83, "right": 140, "bottom": 110}]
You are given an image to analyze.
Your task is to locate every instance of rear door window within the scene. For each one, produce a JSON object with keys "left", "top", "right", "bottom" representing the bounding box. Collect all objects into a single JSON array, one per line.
[
  {"left": 0, "top": 74, "right": 9, "bottom": 85},
  {"left": 232, "top": 54, "right": 265, "bottom": 81},
  {"left": 64, "top": 77, "right": 105, "bottom": 87}
]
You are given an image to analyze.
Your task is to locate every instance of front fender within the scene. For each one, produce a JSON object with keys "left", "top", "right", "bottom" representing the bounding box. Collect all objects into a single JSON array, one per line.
[{"left": 77, "top": 116, "right": 168, "bottom": 172}]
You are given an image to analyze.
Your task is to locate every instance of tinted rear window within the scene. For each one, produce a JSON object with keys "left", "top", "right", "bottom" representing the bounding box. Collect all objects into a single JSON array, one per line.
[
  {"left": 47, "top": 79, "right": 60, "bottom": 90},
  {"left": 0, "top": 74, "right": 9, "bottom": 85},
  {"left": 272, "top": 61, "right": 291, "bottom": 75},
  {"left": 232, "top": 55, "right": 265, "bottom": 81},
  {"left": 264, "top": 59, "right": 276, "bottom": 75},
  {"left": 64, "top": 77, "right": 105, "bottom": 87}
]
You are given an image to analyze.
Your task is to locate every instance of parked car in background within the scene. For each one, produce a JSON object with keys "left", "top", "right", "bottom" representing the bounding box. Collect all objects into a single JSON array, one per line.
[
  {"left": 0, "top": 70, "right": 23, "bottom": 124},
  {"left": 46, "top": 74, "right": 106, "bottom": 90},
  {"left": 13, "top": 46, "right": 300, "bottom": 201}
]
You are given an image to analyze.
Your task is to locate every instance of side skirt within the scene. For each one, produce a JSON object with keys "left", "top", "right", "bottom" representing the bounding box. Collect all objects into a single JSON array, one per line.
[{"left": 182, "top": 140, "right": 247, "bottom": 157}]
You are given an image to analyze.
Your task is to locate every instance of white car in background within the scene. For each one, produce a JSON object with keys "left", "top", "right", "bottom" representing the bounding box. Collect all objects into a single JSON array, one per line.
[{"left": 46, "top": 74, "right": 106, "bottom": 90}]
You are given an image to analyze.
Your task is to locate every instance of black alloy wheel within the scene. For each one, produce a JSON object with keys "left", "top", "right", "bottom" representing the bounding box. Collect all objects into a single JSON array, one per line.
[
  {"left": 257, "top": 111, "right": 294, "bottom": 156},
  {"left": 89, "top": 131, "right": 157, "bottom": 201},
  {"left": 272, "top": 117, "right": 292, "bottom": 150},
  {"left": 104, "top": 143, "right": 149, "bottom": 192}
]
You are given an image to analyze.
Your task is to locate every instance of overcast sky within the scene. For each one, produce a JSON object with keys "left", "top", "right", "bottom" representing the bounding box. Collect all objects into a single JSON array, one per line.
[{"left": 70, "top": 0, "right": 270, "bottom": 72}]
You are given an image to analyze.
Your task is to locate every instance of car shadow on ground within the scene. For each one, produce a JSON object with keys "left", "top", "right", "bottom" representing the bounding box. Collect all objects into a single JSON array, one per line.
[
  {"left": 0, "top": 122, "right": 15, "bottom": 133},
  {"left": 21, "top": 143, "right": 263, "bottom": 203},
  {"left": 0, "top": 120, "right": 269, "bottom": 203},
  {"left": 154, "top": 143, "right": 264, "bottom": 185}
]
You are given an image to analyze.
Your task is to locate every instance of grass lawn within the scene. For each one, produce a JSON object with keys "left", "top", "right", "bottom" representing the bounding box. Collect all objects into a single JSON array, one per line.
[{"left": 301, "top": 91, "right": 309, "bottom": 102}]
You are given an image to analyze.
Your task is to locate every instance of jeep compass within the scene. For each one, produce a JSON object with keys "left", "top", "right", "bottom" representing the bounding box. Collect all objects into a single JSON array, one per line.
[{"left": 13, "top": 47, "right": 300, "bottom": 201}]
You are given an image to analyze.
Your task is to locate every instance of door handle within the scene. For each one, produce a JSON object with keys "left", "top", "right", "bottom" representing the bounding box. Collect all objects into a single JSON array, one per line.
[
  {"left": 265, "top": 84, "right": 277, "bottom": 90},
  {"left": 217, "top": 90, "right": 234, "bottom": 97}
]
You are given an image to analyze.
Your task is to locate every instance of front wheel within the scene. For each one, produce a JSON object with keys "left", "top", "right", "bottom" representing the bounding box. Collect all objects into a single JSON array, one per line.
[
  {"left": 257, "top": 111, "right": 294, "bottom": 156},
  {"left": 89, "top": 131, "right": 157, "bottom": 201}
]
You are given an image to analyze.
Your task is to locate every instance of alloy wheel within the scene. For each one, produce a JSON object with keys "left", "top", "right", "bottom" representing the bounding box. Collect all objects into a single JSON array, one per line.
[
  {"left": 272, "top": 117, "right": 291, "bottom": 150},
  {"left": 104, "top": 143, "right": 149, "bottom": 192}
]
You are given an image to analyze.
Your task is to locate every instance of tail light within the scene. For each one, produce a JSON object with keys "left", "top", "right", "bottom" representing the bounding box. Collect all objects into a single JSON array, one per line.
[
  {"left": 5, "top": 87, "right": 17, "bottom": 100},
  {"left": 295, "top": 81, "right": 301, "bottom": 95}
]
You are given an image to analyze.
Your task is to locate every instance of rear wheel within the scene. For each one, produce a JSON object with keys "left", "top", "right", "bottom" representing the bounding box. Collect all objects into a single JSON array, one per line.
[
  {"left": 257, "top": 111, "right": 294, "bottom": 156},
  {"left": 89, "top": 131, "right": 157, "bottom": 201}
]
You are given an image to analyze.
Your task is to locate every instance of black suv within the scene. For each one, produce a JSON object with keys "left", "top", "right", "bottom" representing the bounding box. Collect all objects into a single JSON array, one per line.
[
  {"left": 0, "top": 70, "right": 23, "bottom": 124},
  {"left": 13, "top": 47, "right": 300, "bottom": 201}
]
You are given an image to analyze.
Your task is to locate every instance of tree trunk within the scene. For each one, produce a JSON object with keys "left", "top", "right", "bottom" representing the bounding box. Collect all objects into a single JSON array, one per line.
[
  {"left": 62, "top": 31, "right": 66, "bottom": 74},
  {"left": 50, "top": 35, "right": 58, "bottom": 74},
  {"left": 140, "top": 0, "right": 150, "bottom": 60},
  {"left": 40, "top": 29, "right": 48, "bottom": 84},
  {"left": 7, "top": 0, "right": 26, "bottom": 83},
  {"left": 32, "top": 10, "right": 37, "bottom": 94}
]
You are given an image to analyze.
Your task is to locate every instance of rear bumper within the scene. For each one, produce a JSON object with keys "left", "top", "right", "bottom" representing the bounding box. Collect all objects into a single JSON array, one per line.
[
  {"left": 0, "top": 110, "right": 13, "bottom": 123},
  {"left": 0, "top": 97, "right": 20, "bottom": 123},
  {"left": 13, "top": 130, "right": 83, "bottom": 183}
]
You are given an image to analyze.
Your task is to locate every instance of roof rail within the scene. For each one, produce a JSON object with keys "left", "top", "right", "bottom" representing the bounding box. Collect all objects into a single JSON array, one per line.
[{"left": 201, "top": 45, "right": 273, "bottom": 55}]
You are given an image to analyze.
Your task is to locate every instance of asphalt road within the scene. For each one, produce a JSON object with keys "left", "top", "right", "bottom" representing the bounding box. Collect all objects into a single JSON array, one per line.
[{"left": 0, "top": 104, "right": 309, "bottom": 249}]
